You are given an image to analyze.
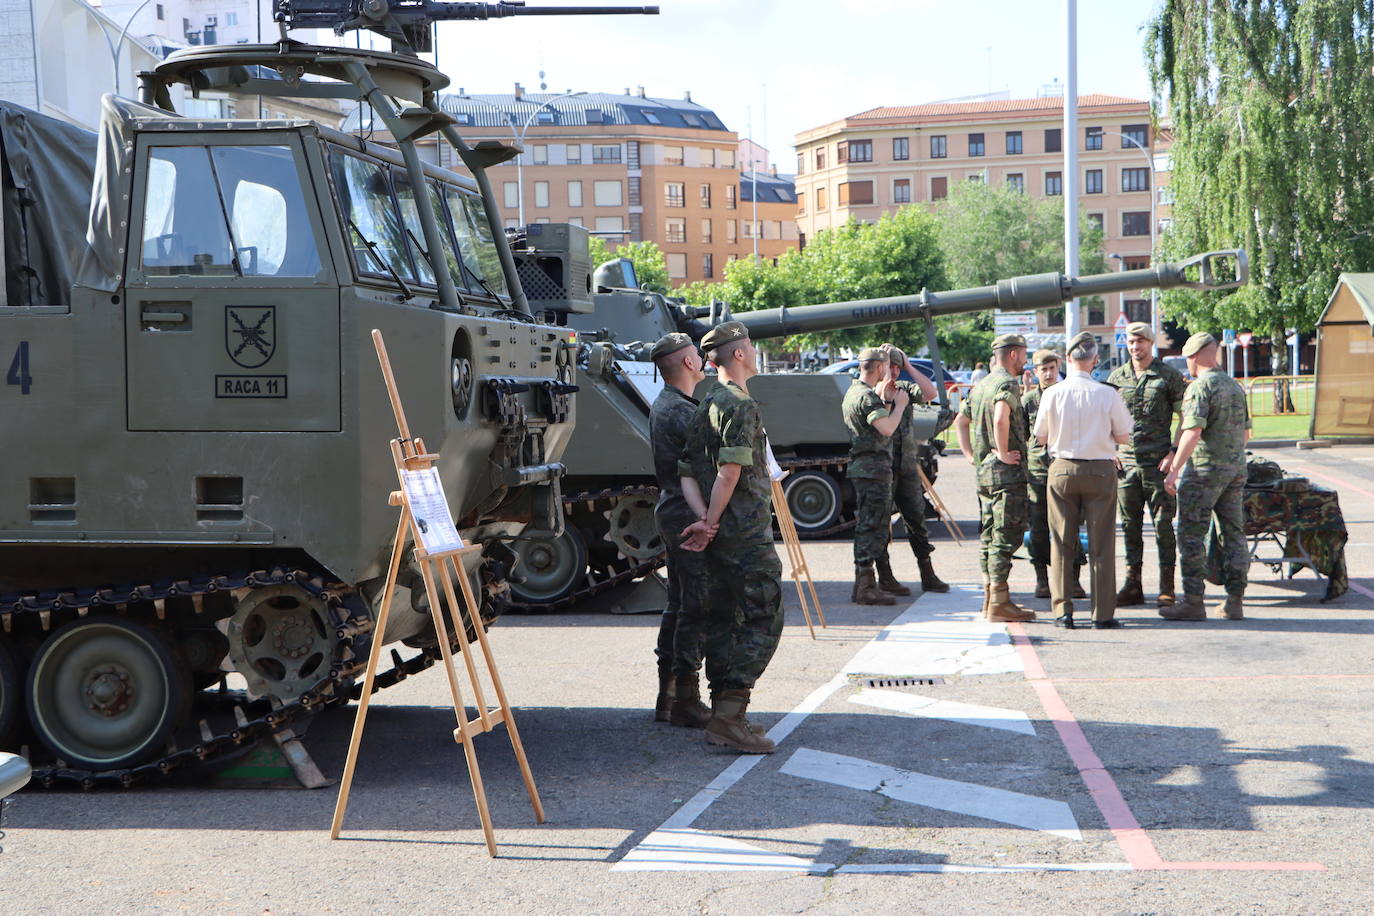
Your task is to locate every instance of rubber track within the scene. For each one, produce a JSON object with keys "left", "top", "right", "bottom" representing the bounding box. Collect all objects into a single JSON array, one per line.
[{"left": 0, "top": 567, "right": 457, "bottom": 790}]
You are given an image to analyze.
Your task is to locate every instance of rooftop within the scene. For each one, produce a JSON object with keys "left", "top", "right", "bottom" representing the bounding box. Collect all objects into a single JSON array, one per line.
[
  {"left": 437, "top": 91, "right": 731, "bottom": 132},
  {"left": 848, "top": 93, "right": 1146, "bottom": 122},
  {"left": 740, "top": 170, "right": 796, "bottom": 204}
]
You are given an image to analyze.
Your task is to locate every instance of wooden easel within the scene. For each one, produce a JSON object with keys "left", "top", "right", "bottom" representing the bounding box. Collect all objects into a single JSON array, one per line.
[
  {"left": 330, "top": 330, "right": 544, "bottom": 857},
  {"left": 771, "top": 479, "right": 826, "bottom": 638},
  {"left": 917, "top": 466, "right": 964, "bottom": 545}
]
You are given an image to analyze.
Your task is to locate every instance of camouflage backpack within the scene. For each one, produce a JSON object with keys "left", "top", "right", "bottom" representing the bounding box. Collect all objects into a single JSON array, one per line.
[{"left": 1245, "top": 453, "right": 1284, "bottom": 488}]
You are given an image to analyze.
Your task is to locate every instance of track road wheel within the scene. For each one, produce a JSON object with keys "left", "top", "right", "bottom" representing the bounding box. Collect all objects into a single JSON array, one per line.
[
  {"left": 0, "top": 639, "right": 22, "bottom": 746},
  {"left": 510, "top": 525, "right": 588, "bottom": 604},
  {"left": 26, "top": 618, "right": 189, "bottom": 770},
  {"left": 783, "top": 470, "right": 843, "bottom": 534}
]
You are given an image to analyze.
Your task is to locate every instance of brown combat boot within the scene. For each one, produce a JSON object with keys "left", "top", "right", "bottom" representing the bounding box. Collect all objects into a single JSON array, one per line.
[
  {"left": 987, "top": 583, "right": 1036, "bottom": 622},
  {"left": 1116, "top": 565, "right": 1144, "bottom": 606},
  {"left": 669, "top": 674, "right": 713, "bottom": 728},
  {"left": 918, "top": 556, "right": 950, "bottom": 593},
  {"left": 1033, "top": 565, "right": 1051, "bottom": 599},
  {"left": 1159, "top": 593, "right": 1206, "bottom": 621},
  {"left": 655, "top": 669, "right": 675, "bottom": 722},
  {"left": 704, "top": 689, "right": 776, "bottom": 754},
  {"left": 875, "top": 558, "right": 912, "bottom": 596},
  {"left": 981, "top": 576, "right": 992, "bottom": 619},
  {"left": 852, "top": 566, "right": 896, "bottom": 605},
  {"left": 1220, "top": 595, "right": 1244, "bottom": 620},
  {"left": 1158, "top": 567, "right": 1177, "bottom": 607}
]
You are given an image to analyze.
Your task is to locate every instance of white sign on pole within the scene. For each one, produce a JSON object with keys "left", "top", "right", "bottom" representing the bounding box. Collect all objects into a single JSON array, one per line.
[
  {"left": 1237, "top": 332, "right": 1253, "bottom": 347},
  {"left": 401, "top": 467, "right": 465, "bottom": 555},
  {"left": 1114, "top": 312, "right": 1129, "bottom": 329},
  {"left": 994, "top": 311, "right": 1038, "bottom": 333},
  {"left": 1114, "top": 331, "right": 1128, "bottom": 348}
]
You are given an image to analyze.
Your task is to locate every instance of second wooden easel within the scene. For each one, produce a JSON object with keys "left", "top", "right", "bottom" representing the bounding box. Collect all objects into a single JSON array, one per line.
[
  {"left": 771, "top": 479, "right": 826, "bottom": 638},
  {"left": 329, "top": 330, "right": 544, "bottom": 857}
]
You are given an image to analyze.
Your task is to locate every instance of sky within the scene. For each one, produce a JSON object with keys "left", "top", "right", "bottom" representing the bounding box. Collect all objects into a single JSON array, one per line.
[{"left": 429, "top": 0, "right": 1167, "bottom": 169}]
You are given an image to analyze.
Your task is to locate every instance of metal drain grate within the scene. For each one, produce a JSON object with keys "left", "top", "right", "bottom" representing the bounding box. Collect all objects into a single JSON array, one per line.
[{"left": 861, "top": 677, "right": 946, "bottom": 689}]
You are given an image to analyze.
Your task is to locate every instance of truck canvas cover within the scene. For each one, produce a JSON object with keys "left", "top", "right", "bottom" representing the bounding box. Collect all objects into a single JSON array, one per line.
[{"left": 0, "top": 101, "right": 98, "bottom": 306}]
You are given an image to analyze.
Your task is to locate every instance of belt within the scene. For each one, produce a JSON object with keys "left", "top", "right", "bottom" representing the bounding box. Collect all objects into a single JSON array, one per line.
[{"left": 1051, "top": 456, "right": 1114, "bottom": 463}]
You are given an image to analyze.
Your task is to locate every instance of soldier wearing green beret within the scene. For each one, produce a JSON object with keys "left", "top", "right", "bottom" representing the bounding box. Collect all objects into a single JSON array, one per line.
[
  {"left": 1106, "top": 321, "right": 1187, "bottom": 608},
  {"left": 677, "top": 321, "right": 781, "bottom": 754},
  {"left": 955, "top": 333, "right": 1034, "bottom": 621},
  {"left": 882, "top": 345, "right": 949, "bottom": 595},
  {"left": 1022, "top": 348, "right": 1085, "bottom": 600},
  {"left": 841, "top": 346, "right": 907, "bottom": 605},
  {"left": 647, "top": 332, "right": 712, "bottom": 728},
  {"left": 1162, "top": 333, "right": 1252, "bottom": 621}
]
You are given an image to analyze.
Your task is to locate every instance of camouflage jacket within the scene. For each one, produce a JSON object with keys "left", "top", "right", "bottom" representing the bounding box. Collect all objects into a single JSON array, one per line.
[
  {"left": 649, "top": 384, "right": 699, "bottom": 528},
  {"left": 960, "top": 366, "right": 1026, "bottom": 487},
  {"left": 843, "top": 378, "right": 894, "bottom": 480},
  {"left": 677, "top": 380, "right": 774, "bottom": 546},
  {"left": 1020, "top": 383, "right": 1054, "bottom": 483},
  {"left": 1107, "top": 358, "right": 1186, "bottom": 465},
  {"left": 1181, "top": 368, "right": 1251, "bottom": 471},
  {"left": 890, "top": 380, "right": 927, "bottom": 475}
]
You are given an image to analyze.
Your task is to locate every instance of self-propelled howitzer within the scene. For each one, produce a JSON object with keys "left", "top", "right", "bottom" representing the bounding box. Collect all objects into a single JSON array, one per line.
[{"left": 509, "top": 245, "right": 1246, "bottom": 609}]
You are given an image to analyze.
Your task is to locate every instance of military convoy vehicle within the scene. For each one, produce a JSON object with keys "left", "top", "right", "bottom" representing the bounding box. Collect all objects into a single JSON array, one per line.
[
  {"left": 506, "top": 232, "right": 1248, "bottom": 609},
  {"left": 0, "top": 1, "right": 658, "bottom": 785}
]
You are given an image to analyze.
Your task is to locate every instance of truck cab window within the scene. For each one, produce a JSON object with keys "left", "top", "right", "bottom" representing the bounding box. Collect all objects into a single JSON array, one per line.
[
  {"left": 140, "top": 147, "right": 235, "bottom": 275},
  {"left": 329, "top": 149, "right": 417, "bottom": 286},
  {"left": 442, "top": 186, "right": 507, "bottom": 300}
]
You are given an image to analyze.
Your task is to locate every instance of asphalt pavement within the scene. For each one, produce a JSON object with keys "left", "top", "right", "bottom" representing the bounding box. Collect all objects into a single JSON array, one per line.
[{"left": 3, "top": 444, "right": 1372, "bottom": 915}]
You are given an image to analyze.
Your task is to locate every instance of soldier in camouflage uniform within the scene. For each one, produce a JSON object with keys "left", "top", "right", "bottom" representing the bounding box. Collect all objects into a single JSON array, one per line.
[
  {"left": 647, "top": 332, "right": 712, "bottom": 729},
  {"left": 1162, "top": 333, "right": 1252, "bottom": 621},
  {"left": 842, "top": 347, "right": 909, "bottom": 606},
  {"left": 884, "top": 346, "right": 949, "bottom": 594},
  {"left": 1022, "top": 349, "right": 1085, "bottom": 600},
  {"left": 955, "top": 334, "right": 1034, "bottom": 622},
  {"left": 1107, "top": 322, "right": 1187, "bottom": 607},
  {"left": 677, "top": 321, "right": 782, "bottom": 754}
]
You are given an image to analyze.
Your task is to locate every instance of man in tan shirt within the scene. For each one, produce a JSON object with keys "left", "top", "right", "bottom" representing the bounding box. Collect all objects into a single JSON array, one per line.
[{"left": 1033, "top": 332, "right": 1133, "bottom": 628}]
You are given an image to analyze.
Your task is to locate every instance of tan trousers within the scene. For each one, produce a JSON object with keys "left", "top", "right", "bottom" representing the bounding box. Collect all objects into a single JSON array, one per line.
[{"left": 1047, "top": 458, "right": 1118, "bottom": 621}]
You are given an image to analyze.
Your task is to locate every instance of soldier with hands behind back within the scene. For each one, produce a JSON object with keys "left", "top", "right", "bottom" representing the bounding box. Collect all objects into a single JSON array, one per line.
[
  {"left": 1162, "top": 333, "right": 1252, "bottom": 621},
  {"left": 955, "top": 334, "right": 1035, "bottom": 622},
  {"left": 1107, "top": 322, "right": 1187, "bottom": 608},
  {"left": 841, "top": 347, "right": 908, "bottom": 605},
  {"left": 647, "top": 332, "right": 713, "bottom": 729},
  {"left": 1022, "top": 349, "right": 1086, "bottom": 600},
  {"left": 677, "top": 322, "right": 783, "bottom": 754}
]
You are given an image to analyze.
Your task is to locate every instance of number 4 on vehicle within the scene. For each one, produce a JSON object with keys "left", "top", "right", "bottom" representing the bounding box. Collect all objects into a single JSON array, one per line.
[{"left": 7, "top": 341, "right": 31, "bottom": 394}]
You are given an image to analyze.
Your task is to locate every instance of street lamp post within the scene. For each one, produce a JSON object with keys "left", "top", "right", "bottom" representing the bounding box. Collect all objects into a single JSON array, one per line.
[
  {"left": 97, "top": 0, "right": 156, "bottom": 97},
  {"left": 1100, "top": 130, "right": 1158, "bottom": 351}
]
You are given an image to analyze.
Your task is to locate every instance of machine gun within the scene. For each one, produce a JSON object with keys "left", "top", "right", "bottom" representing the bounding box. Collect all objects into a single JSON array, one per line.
[{"left": 275, "top": 0, "right": 659, "bottom": 53}]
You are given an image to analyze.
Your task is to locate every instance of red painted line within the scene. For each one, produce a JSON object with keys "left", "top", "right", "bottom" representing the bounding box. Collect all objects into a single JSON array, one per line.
[
  {"left": 1299, "top": 464, "right": 1374, "bottom": 501},
  {"left": 1349, "top": 580, "right": 1374, "bottom": 600},
  {"left": 1005, "top": 622, "right": 1327, "bottom": 873},
  {"left": 1050, "top": 672, "right": 1374, "bottom": 685}
]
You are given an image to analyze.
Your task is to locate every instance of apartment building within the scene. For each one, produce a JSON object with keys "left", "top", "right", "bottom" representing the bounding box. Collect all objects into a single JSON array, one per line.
[
  {"left": 740, "top": 169, "right": 801, "bottom": 263},
  {"left": 794, "top": 93, "right": 1164, "bottom": 343},
  {"left": 433, "top": 90, "right": 798, "bottom": 285}
]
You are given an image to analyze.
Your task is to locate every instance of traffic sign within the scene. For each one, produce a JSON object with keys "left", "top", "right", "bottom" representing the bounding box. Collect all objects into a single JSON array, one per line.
[
  {"left": 1238, "top": 332, "right": 1253, "bottom": 347},
  {"left": 1114, "top": 331, "right": 1128, "bottom": 347},
  {"left": 994, "top": 311, "right": 1037, "bottom": 332},
  {"left": 1114, "top": 312, "right": 1129, "bottom": 328},
  {"left": 1222, "top": 328, "right": 1236, "bottom": 345}
]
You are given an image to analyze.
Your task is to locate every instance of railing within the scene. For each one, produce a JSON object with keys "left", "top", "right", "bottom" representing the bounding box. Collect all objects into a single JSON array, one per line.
[{"left": 1242, "top": 375, "right": 1314, "bottom": 417}]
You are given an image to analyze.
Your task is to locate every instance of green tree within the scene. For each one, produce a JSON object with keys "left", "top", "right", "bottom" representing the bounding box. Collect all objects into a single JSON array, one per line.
[
  {"left": 1146, "top": 0, "right": 1374, "bottom": 364},
  {"left": 932, "top": 180, "right": 1107, "bottom": 366},
  {"left": 586, "top": 237, "right": 672, "bottom": 294}
]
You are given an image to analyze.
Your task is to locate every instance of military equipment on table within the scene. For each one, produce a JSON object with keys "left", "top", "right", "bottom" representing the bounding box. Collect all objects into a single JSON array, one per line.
[
  {"left": 508, "top": 239, "right": 1247, "bottom": 608},
  {"left": 0, "top": 3, "right": 659, "bottom": 785}
]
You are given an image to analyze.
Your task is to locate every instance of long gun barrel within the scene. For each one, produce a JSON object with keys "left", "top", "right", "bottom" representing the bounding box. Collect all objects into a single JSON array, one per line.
[{"left": 717, "top": 249, "right": 1247, "bottom": 342}]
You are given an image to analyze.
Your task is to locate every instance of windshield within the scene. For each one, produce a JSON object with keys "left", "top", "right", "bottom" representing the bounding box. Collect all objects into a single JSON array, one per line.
[
  {"left": 454, "top": 192, "right": 509, "bottom": 299},
  {"left": 390, "top": 169, "right": 437, "bottom": 287},
  {"left": 329, "top": 149, "right": 418, "bottom": 285}
]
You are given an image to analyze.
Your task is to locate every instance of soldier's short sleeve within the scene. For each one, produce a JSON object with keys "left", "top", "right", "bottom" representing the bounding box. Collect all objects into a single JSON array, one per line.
[
  {"left": 717, "top": 399, "right": 757, "bottom": 466},
  {"left": 861, "top": 389, "right": 887, "bottom": 426},
  {"left": 1180, "top": 378, "right": 1209, "bottom": 430},
  {"left": 676, "top": 459, "right": 693, "bottom": 479},
  {"left": 991, "top": 380, "right": 1019, "bottom": 409}
]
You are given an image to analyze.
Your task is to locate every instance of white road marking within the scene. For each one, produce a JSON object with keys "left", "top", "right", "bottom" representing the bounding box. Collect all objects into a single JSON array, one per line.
[
  {"left": 780, "top": 748, "right": 1082, "bottom": 841},
  {"left": 849, "top": 687, "right": 1037, "bottom": 736},
  {"left": 611, "top": 828, "right": 829, "bottom": 872},
  {"left": 841, "top": 586, "right": 1022, "bottom": 679}
]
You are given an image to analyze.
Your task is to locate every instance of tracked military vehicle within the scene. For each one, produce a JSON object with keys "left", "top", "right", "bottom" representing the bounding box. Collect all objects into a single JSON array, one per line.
[
  {"left": 0, "top": 1, "right": 658, "bottom": 786},
  {"left": 506, "top": 233, "right": 1248, "bottom": 608}
]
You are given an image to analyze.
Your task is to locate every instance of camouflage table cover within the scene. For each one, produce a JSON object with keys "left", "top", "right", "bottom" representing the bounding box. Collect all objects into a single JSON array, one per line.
[{"left": 1205, "top": 482, "right": 1348, "bottom": 601}]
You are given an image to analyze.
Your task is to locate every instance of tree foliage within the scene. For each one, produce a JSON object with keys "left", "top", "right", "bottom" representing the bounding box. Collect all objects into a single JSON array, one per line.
[
  {"left": 586, "top": 237, "right": 672, "bottom": 294},
  {"left": 1146, "top": 0, "right": 1374, "bottom": 348}
]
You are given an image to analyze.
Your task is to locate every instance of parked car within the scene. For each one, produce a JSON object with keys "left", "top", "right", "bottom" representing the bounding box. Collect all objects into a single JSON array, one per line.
[{"left": 817, "top": 358, "right": 937, "bottom": 382}]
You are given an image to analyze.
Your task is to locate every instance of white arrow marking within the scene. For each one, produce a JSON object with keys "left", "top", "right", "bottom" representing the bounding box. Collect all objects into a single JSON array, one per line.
[
  {"left": 781, "top": 748, "right": 1082, "bottom": 841},
  {"left": 842, "top": 587, "right": 1022, "bottom": 679},
  {"left": 611, "top": 828, "right": 828, "bottom": 872},
  {"left": 849, "top": 688, "right": 1038, "bottom": 736}
]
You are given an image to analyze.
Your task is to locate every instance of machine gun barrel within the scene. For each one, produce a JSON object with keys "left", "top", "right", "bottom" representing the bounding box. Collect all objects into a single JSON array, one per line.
[
  {"left": 423, "top": 1, "right": 659, "bottom": 18},
  {"left": 720, "top": 249, "right": 1247, "bottom": 343}
]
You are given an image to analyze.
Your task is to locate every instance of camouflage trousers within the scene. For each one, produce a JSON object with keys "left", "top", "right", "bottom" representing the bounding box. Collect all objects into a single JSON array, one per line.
[
  {"left": 654, "top": 510, "right": 709, "bottom": 677},
  {"left": 851, "top": 476, "right": 893, "bottom": 567},
  {"left": 891, "top": 470, "right": 933, "bottom": 561},
  {"left": 978, "top": 482, "right": 1028, "bottom": 585},
  {"left": 1118, "top": 461, "right": 1177, "bottom": 568},
  {"left": 1028, "top": 477, "right": 1084, "bottom": 569},
  {"left": 703, "top": 537, "right": 784, "bottom": 691},
  {"left": 1178, "top": 465, "right": 1248, "bottom": 598}
]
